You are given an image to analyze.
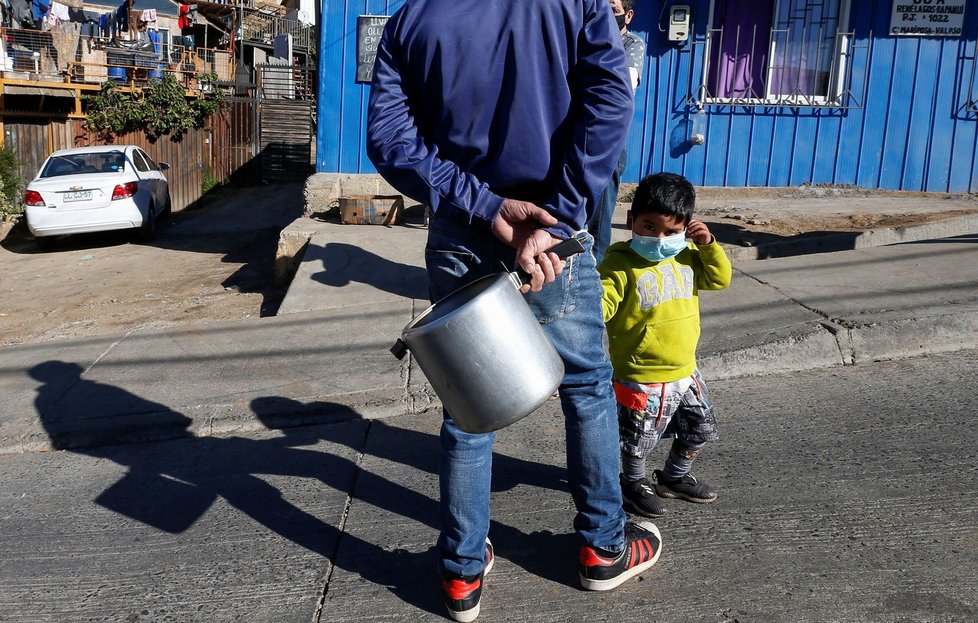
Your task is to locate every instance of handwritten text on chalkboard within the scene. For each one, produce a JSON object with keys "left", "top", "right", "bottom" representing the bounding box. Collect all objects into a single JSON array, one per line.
[{"left": 357, "top": 15, "right": 390, "bottom": 83}]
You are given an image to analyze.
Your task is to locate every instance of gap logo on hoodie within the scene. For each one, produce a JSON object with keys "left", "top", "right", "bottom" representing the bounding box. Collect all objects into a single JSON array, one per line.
[{"left": 636, "top": 264, "right": 694, "bottom": 311}]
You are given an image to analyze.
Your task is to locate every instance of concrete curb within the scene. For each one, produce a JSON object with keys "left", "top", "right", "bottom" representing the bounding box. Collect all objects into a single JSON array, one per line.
[
  {"left": 4, "top": 304, "right": 976, "bottom": 459},
  {"left": 700, "top": 310, "right": 978, "bottom": 381},
  {"left": 6, "top": 308, "right": 977, "bottom": 456},
  {"left": 723, "top": 214, "right": 978, "bottom": 262},
  {"left": 5, "top": 385, "right": 417, "bottom": 456},
  {"left": 847, "top": 307, "right": 978, "bottom": 364},
  {"left": 699, "top": 321, "right": 846, "bottom": 380},
  {"left": 4, "top": 208, "right": 975, "bottom": 456}
]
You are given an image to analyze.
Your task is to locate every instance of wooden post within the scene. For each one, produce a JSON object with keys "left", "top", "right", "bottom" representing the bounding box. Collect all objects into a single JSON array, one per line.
[{"left": 0, "top": 81, "right": 5, "bottom": 147}]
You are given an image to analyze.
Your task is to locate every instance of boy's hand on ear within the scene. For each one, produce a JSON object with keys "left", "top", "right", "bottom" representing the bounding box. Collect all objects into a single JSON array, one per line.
[{"left": 687, "top": 219, "right": 714, "bottom": 245}]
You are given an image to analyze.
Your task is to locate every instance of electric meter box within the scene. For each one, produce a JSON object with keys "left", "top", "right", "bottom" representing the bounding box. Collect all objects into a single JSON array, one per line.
[{"left": 668, "top": 5, "right": 691, "bottom": 42}]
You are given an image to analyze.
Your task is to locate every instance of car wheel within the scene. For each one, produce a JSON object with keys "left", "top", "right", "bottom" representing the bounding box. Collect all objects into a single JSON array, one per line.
[
  {"left": 161, "top": 193, "right": 172, "bottom": 220},
  {"left": 138, "top": 205, "right": 157, "bottom": 241}
]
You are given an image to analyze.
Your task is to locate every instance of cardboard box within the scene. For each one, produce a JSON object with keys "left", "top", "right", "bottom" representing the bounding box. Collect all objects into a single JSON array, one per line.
[
  {"left": 84, "top": 49, "right": 108, "bottom": 83},
  {"left": 339, "top": 195, "right": 404, "bottom": 225}
]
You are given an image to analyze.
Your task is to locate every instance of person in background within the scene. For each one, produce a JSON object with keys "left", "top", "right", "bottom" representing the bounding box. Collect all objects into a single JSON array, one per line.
[
  {"left": 366, "top": 1, "right": 662, "bottom": 621},
  {"left": 598, "top": 172, "right": 732, "bottom": 519},
  {"left": 588, "top": 0, "right": 646, "bottom": 262}
]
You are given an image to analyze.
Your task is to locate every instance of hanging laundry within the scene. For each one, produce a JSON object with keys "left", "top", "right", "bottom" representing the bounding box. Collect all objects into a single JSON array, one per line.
[
  {"left": 76, "top": 9, "right": 99, "bottom": 50},
  {"left": 9, "top": 0, "right": 33, "bottom": 28},
  {"left": 115, "top": 0, "right": 128, "bottom": 33},
  {"left": 178, "top": 3, "right": 190, "bottom": 29},
  {"left": 32, "top": 0, "right": 51, "bottom": 24},
  {"left": 48, "top": 1, "right": 68, "bottom": 23}
]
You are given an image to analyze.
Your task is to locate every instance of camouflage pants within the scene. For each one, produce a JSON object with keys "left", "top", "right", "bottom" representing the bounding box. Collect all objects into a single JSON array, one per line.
[{"left": 615, "top": 369, "right": 720, "bottom": 458}]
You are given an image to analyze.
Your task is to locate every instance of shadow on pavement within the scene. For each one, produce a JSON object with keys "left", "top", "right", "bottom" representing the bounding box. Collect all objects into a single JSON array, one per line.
[
  {"left": 308, "top": 241, "right": 429, "bottom": 301},
  {"left": 28, "top": 362, "right": 590, "bottom": 612},
  {"left": 29, "top": 360, "right": 443, "bottom": 615}
]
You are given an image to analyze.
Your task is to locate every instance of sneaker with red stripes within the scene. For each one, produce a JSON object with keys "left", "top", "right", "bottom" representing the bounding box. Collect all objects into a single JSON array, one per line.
[
  {"left": 442, "top": 539, "right": 494, "bottom": 622},
  {"left": 578, "top": 521, "right": 662, "bottom": 591}
]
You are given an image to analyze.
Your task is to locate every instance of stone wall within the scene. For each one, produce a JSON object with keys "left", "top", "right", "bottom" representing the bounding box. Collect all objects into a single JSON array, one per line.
[{"left": 303, "top": 173, "right": 405, "bottom": 218}]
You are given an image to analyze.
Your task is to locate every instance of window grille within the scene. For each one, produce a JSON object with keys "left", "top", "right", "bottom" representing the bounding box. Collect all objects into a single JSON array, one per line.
[
  {"left": 964, "top": 38, "right": 978, "bottom": 114},
  {"left": 690, "top": 0, "right": 868, "bottom": 109}
]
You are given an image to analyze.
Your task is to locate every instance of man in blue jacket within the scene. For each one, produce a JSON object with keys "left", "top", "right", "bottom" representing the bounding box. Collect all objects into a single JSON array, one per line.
[{"left": 367, "top": 1, "right": 662, "bottom": 620}]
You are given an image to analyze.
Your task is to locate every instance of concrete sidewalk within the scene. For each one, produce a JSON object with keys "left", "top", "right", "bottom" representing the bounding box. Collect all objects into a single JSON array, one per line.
[{"left": 1, "top": 201, "right": 977, "bottom": 454}]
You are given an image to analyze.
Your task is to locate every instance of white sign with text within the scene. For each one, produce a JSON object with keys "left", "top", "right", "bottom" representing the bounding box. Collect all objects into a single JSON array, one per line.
[{"left": 890, "top": 0, "right": 966, "bottom": 36}]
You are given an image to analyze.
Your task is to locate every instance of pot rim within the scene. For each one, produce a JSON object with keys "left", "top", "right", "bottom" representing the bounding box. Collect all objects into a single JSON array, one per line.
[{"left": 401, "top": 271, "right": 515, "bottom": 335}]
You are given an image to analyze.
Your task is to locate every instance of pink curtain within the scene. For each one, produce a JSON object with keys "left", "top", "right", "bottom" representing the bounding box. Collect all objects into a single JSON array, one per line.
[{"left": 707, "top": 0, "right": 773, "bottom": 99}]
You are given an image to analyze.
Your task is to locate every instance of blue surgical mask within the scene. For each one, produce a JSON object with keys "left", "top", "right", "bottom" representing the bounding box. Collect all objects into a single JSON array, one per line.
[{"left": 630, "top": 231, "right": 688, "bottom": 262}]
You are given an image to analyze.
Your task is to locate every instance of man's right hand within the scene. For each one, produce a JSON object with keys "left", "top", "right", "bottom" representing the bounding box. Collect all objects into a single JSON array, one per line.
[{"left": 492, "top": 198, "right": 566, "bottom": 293}]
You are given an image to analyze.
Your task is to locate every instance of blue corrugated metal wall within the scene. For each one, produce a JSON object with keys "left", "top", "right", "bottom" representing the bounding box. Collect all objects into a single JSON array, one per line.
[
  {"left": 318, "top": 0, "right": 978, "bottom": 192},
  {"left": 318, "top": 0, "right": 406, "bottom": 175}
]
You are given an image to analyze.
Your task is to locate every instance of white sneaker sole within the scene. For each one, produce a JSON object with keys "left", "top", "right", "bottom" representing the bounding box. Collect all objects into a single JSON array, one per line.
[
  {"left": 655, "top": 487, "right": 718, "bottom": 504},
  {"left": 579, "top": 522, "right": 662, "bottom": 591},
  {"left": 447, "top": 542, "right": 495, "bottom": 622}
]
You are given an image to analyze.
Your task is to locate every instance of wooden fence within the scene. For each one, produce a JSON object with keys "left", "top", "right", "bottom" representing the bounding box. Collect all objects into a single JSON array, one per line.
[{"left": 2, "top": 104, "right": 258, "bottom": 211}]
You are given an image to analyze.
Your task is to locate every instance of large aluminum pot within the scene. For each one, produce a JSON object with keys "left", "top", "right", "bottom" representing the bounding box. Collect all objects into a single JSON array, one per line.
[{"left": 391, "top": 239, "right": 584, "bottom": 434}]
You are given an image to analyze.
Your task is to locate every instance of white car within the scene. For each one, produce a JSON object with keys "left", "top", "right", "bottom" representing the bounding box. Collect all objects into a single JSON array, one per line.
[{"left": 24, "top": 145, "right": 171, "bottom": 247}]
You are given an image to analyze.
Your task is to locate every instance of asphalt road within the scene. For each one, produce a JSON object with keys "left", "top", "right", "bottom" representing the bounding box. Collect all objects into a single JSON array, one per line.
[{"left": 1, "top": 349, "right": 976, "bottom": 622}]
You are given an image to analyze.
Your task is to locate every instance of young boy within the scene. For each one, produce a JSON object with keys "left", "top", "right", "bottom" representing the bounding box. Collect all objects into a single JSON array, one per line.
[{"left": 598, "top": 172, "right": 732, "bottom": 517}]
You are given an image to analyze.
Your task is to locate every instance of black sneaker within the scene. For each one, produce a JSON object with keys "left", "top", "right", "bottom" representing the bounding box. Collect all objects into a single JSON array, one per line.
[
  {"left": 442, "top": 539, "right": 494, "bottom": 622},
  {"left": 653, "top": 470, "right": 718, "bottom": 503},
  {"left": 579, "top": 521, "right": 662, "bottom": 591},
  {"left": 620, "top": 475, "right": 667, "bottom": 518}
]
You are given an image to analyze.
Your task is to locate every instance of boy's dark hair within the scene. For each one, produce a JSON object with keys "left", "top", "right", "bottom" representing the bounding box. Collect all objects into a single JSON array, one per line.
[
  {"left": 630, "top": 172, "right": 695, "bottom": 224},
  {"left": 622, "top": 0, "right": 635, "bottom": 12}
]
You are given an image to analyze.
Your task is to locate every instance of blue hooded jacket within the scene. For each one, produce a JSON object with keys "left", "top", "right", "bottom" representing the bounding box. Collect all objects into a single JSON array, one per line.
[{"left": 366, "top": 0, "right": 634, "bottom": 239}]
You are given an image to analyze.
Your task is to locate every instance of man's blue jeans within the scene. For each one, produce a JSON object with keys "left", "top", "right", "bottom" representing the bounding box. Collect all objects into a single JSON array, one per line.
[
  {"left": 425, "top": 217, "right": 626, "bottom": 578},
  {"left": 587, "top": 148, "right": 627, "bottom": 262}
]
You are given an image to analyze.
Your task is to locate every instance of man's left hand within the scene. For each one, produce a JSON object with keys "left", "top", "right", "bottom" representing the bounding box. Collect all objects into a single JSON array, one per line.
[{"left": 492, "top": 198, "right": 567, "bottom": 292}]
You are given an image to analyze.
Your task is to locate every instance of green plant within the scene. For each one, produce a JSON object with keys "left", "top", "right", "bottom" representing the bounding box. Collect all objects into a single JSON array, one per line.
[
  {"left": 82, "top": 81, "right": 146, "bottom": 140},
  {"left": 0, "top": 145, "right": 22, "bottom": 219},
  {"left": 201, "top": 171, "right": 222, "bottom": 194},
  {"left": 84, "top": 73, "right": 226, "bottom": 142},
  {"left": 0, "top": 192, "right": 18, "bottom": 220}
]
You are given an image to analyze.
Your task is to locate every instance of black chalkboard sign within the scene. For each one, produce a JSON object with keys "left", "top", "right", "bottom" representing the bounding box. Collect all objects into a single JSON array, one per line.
[{"left": 356, "top": 15, "right": 389, "bottom": 83}]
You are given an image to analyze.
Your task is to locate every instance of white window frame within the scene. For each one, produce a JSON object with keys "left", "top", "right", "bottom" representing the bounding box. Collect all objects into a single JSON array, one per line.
[
  {"left": 159, "top": 28, "right": 170, "bottom": 64},
  {"left": 702, "top": 0, "right": 852, "bottom": 107}
]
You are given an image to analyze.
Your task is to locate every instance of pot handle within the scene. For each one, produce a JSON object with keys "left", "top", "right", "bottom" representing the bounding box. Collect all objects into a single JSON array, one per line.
[
  {"left": 390, "top": 338, "right": 408, "bottom": 360},
  {"left": 513, "top": 237, "right": 586, "bottom": 285}
]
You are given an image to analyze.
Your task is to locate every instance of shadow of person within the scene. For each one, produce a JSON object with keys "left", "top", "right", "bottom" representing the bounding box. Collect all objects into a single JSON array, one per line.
[
  {"left": 251, "top": 397, "right": 584, "bottom": 587},
  {"left": 250, "top": 396, "right": 570, "bottom": 496},
  {"left": 306, "top": 241, "right": 429, "bottom": 300},
  {"left": 28, "top": 360, "right": 195, "bottom": 451},
  {"left": 29, "top": 364, "right": 446, "bottom": 615}
]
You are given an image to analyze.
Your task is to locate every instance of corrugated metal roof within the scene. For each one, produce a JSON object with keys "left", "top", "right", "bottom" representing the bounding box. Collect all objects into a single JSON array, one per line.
[
  {"left": 3, "top": 85, "right": 77, "bottom": 97},
  {"left": 86, "top": 0, "right": 181, "bottom": 17}
]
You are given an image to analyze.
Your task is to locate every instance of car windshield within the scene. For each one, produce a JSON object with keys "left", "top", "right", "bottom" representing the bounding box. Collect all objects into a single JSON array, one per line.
[{"left": 40, "top": 152, "right": 126, "bottom": 178}]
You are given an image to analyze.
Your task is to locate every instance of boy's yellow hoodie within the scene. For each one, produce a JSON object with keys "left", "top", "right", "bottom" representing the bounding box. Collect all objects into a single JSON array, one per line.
[{"left": 598, "top": 239, "right": 732, "bottom": 384}]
